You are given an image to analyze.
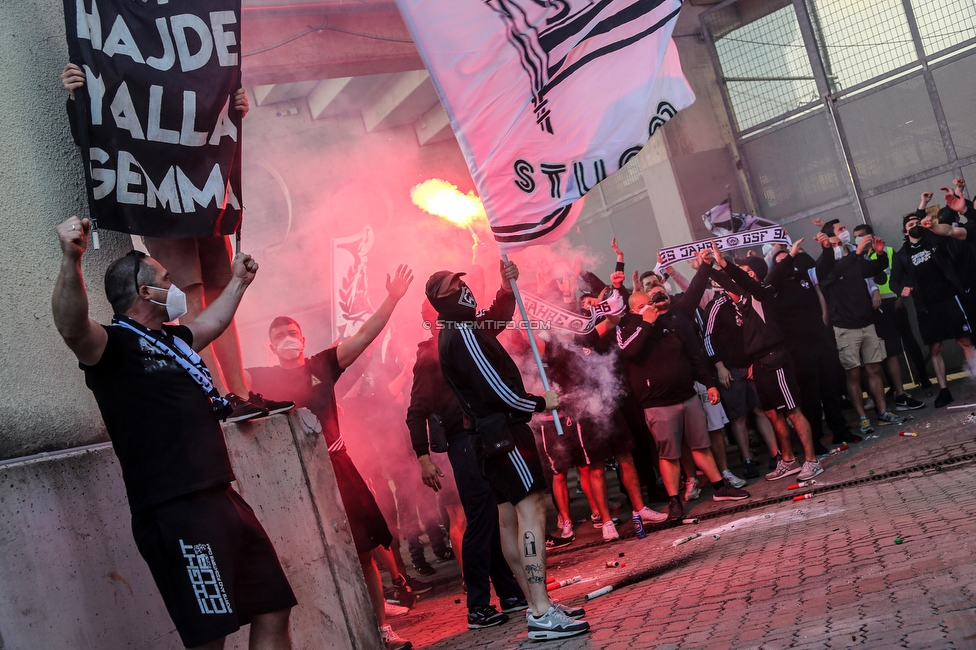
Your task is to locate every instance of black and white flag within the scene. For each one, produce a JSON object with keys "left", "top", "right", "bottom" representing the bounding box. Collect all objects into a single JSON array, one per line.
[
  {"left": 395, "top": 0, "right": 695, "bottom": 252},
  {"left": 63, "top": 0, "right": 243, "bottom": 238}
]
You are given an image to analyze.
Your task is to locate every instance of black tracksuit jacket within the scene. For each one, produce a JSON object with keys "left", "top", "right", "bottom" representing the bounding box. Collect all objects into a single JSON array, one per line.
[{"left": 438, "top": 288, "right": 547, "bottom": 425}]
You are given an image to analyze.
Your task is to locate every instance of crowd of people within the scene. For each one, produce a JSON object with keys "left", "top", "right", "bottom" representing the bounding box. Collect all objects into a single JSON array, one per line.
[{"left": 55, "top": 59, "right": 976, "bottom": 650}]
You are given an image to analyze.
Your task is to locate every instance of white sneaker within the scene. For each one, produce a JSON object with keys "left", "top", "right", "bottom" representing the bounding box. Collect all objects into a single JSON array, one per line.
[
  {"left": 634, "top": 506, "right": 668, "bottom": 525},
  {"left": 683, "top": 477, "right": 701, "bottom": 501},
  {"left": 379, "top": 624, "right": 411, "bottom": 650},
  {"left": 863, "top": 397, "right": 876, "bottom": 412},
  {"left": 560, "top": 518, "right": 574, "bottom": 539},
  {"left": 384, "top": 601, "right": 410, "bottom": 618},
  {"left": 722, "top": 469, "right": 747, "bottom": 488},
  {"left": 602, "top": 520, "right": 619, "bottom": 542}
]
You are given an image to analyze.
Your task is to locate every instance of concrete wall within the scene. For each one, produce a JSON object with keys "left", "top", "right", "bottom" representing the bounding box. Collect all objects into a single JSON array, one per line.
[
  {"left": 0, "top": 410, "right": 379, "bottom": 649},
  {"left": 0, "top": 0, "right": 130, "bottom": 459}
]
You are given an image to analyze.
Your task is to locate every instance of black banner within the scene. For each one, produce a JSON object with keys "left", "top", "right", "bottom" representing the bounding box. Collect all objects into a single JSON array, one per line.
[{"left": 64, "top": 0, "right": 243, "bottom": 238}]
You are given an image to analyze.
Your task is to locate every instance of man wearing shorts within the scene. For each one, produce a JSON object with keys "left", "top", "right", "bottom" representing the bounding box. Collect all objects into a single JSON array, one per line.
[
  {"left": 52, "top": 216, "right": 295, "bottom": 649},
  {"left": 407, "top": 300, "right": 526, "bottom": 630},
  {"left": 617, "top": 288, "right": 749, "bottom": 521},
  {"left": 710, "top": 253, "right": 824, "bottom": 482},
  {"left": 428, "top": 263, "right": 590, "bottom": 641},
  {"left": 892, "top": 210, "right": 976, "bottom": 408},
  {"left": 246, "top": 265, "right": 415, "bottom": 650},
  {"left": 815, "top": 220, "right": 905, "bottom": 433}
]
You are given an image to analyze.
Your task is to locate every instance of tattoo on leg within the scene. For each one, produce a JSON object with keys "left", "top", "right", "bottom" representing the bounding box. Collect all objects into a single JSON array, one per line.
[
  {"left": 523, "top": 531, "right": 537, "bottom": 557},
  {"left": 525, "top": 563, "right": 545, "bottom": 584}
]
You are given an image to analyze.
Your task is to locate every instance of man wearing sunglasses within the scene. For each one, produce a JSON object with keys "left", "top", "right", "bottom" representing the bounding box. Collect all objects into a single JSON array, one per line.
[{"left": 52, "top": 216, "right": 295, "bottom": 650}]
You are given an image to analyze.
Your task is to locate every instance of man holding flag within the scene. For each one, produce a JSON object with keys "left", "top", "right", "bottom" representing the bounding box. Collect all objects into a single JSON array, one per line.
[{"left": 426, "top": 263, "right": 589, "bottom": 641}]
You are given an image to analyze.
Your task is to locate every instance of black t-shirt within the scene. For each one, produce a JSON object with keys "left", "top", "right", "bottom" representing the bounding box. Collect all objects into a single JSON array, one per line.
[
  {"left": 82, "top": 324, "right": 234, "bottom": 513},
  {"left": 247, "top": 347, "right": 345, "bottom": 449},
  {"left": 907, "top": 240, "right": 954, "bottom": 305}
]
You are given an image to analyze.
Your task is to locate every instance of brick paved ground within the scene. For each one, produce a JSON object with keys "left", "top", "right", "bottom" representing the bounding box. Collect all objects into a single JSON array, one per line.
[{"left": 392, "top": 379, "right": 976, "bottom": 648}]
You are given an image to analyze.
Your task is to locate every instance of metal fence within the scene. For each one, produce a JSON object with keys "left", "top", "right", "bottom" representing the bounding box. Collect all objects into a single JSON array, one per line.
[{"left": 703, "top": 0, "right": 976, "bottom": 246}]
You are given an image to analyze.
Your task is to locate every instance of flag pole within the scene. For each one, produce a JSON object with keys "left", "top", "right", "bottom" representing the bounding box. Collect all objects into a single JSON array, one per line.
[{"left": 501, "top": 253, "right": 564, "bottom": 436}]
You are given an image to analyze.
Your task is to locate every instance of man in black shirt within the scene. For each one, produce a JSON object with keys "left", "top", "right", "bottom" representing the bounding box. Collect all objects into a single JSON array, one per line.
[
  {"left": 52, "top": 216, "right": 295, "bottom": 650},
  {"left": 815, "top": 221, "right": 905, "bottom": 433},
  {"left": 246, "top": 266, "right": 416, "bottom": 650},
  {"left": 891, "top": 211, "right": 976, "bottom": 408},
  {"left": 427, "top": 262, "right": 590, "bottom": 641},
  {"left": 617, "top": 288, "right": 750, "bottom": 521},
  {"left": 406, "top": 299, "right": 526, "bottom": 630}
]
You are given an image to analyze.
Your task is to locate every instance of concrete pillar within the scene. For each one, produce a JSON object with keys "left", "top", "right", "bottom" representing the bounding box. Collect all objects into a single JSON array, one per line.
[{"left": 0, "top": 410, "right": 379, "bottom": 649}]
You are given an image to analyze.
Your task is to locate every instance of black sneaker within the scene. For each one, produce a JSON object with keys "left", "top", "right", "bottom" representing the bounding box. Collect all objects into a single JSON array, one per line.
[
  {"left": 248, "top": 391, "right": 295, "bottom": 415},
  {"left": 467, "top": 604, "right": 508, "bottom": 629},
  {"left": 832, "top": 430, "right": 862, "bottom": 444},
  {"left": 712, "top": 480, "right": 750, "bottom": 501},
  {"left": 434, "top": 547, "right": 455, "bottom": 561},
  {"left": 768, "top": 452, "right": 782, "bottom": 471},
  {"left": 894, "top": 394, "right": 925, "bottom": 411},
  {"left": 742, "top": 459, "right": 760, "bottom": 479},
  {"left": 813, "top": 440, "right": 830, "bottom": 456},
  {"left": 499, "top": 596, "right": 529, "bottom": 613},
  {"left": 545, "top": 533, "right": 573, "bottom": 549},
  {"left": 224, "top": 393, "right": 269, "bottom": 423},
  {"left": 934, "top": 388, "right": 954, "bottom": 408},
  {"left": 667, "top": 497, "right": 684, "bottom": 521},
  {"left": 412, "top": 560, "right": 436, "bottom": 576},
  {"left": 392, "top": 576, "right": 416, "bottom": 608},
  {"left": 404, "top": 576, "right": 432, "bottom": 594}
]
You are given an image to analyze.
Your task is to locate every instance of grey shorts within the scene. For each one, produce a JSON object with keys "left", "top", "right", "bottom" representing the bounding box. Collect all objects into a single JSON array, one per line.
[{"left": 642, "top": 395, "right": 711, "bottom": 461}]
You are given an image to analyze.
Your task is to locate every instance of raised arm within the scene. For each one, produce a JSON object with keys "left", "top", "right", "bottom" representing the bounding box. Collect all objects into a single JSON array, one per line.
[
  {"left": 184, "top": 253, "right": 258, "bottom": 352},
  {"left": 52, "top": 216, "right": 107, "bottom": 366},
  {"left": 336, "top": 264, "right": 413, "bottom": 369}
]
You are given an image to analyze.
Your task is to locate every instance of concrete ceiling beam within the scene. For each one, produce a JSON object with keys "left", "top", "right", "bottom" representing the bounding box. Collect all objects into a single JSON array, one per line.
[
  {"left": 415, "top": 102, "right": 453, "bottom": 146},
  {"left": 361, "top": 70, "right": 437, "bottom": 132}
]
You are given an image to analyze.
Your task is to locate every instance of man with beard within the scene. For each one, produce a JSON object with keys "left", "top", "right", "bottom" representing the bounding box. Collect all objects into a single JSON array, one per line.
[{"left": 426, "top": 262, "right": 589, "bottom": 641}]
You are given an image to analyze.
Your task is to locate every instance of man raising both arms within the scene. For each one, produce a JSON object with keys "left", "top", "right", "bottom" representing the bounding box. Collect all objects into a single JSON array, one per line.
[
  {"left": 246, "top": 266, "right": 416, "bottom": 650},
  {"left": 426, "top": 262, "right": 590, "bottom": 641},
  {"left": 52, "top": 216, "right": 295, "bottom": 649}
]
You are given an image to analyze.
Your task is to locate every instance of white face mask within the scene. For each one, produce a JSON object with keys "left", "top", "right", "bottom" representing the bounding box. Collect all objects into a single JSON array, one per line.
[
  {"left": 148, "top": 284, "right": 187, "bottom": 322},
  {"left": 275, "top": 336, "right": 304, "bottom": 360},
  {"left": 833, "top": 245, "right": 845, "bottom": 260},
  {"left": 837, "top": 230, "right": 851, "bottom": 245}
]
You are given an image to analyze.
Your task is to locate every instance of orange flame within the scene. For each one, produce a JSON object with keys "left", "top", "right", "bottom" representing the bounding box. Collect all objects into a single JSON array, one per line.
[{"left": 411, "top": 179, "right": 487, "bottom": 229}]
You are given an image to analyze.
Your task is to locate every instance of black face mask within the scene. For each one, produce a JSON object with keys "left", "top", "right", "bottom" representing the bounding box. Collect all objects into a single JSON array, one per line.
[
  {"left": 428, "top": 281, "right": 478, "bottom": 322},
  {"left": 908, "top": 225, "right": 925, "bottom": 239}
]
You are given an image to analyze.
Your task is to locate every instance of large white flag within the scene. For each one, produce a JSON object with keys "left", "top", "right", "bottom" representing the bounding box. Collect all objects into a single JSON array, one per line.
[{"left": 396, "top": 0, "right": 695, "bottom": 251}]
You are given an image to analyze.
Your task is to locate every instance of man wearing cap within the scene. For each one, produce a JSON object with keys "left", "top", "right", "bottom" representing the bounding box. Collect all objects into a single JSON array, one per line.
[
  {"left": 815, "top": 220, "right": 905, "bottom": 433},
  {"left": 892, "top": 208, "right": 976, "bottom": 408},
  {"left": 426, "top": 263, "right": 589, "bottom": 641}
]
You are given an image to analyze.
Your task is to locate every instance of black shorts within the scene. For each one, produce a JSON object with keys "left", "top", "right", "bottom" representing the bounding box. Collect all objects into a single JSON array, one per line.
[
  {"left": 539, "top": 415, "right": 587, "bottom": 474},
  {"left": 579, "top": 412, "right": 635, "bottom": 465},
  {"left": 717, "top": 367, "right": 760, "bottom": 419},
  {"left": 131, "top": 485, "right": 297, "bottom": 648},
  {"left": 331, "top": 449, "right": 394, "bottom": 554},
  {"left": 752, "top": 350, "right": 801, "bottom": 412},
  {"left": 916, "top": 296, "right": 976, "bottom": 345},
  {"left": 477, "top": 422, "right": 547, "bottom": 505},
  {"left": 873, "top": 309, "right": 903, "bottom": 357}
]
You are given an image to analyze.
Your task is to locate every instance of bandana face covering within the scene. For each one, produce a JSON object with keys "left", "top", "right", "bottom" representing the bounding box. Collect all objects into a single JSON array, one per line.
[{"left": 429, "top": 281, "right": 478, "bottom": 321}]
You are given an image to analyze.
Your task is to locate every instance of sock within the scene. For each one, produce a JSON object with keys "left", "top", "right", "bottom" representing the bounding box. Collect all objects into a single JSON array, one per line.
[
  {"left": 711, "top": 480, "right": 725, "bottom": 491},
  {"left": 668, "top": 495, "right": 679, "bottom": 502}
]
